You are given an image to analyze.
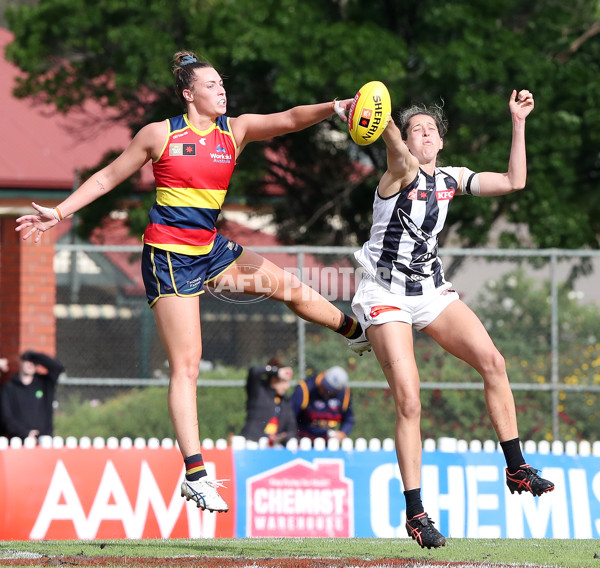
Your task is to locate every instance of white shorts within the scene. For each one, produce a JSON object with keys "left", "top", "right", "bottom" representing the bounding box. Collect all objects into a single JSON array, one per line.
[{"left": 351, "top": 274, "right": 459, "bottom": 331}]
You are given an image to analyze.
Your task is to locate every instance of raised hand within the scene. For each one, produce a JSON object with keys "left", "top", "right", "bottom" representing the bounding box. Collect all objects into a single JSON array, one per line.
[{"left": 509, "top": 89, "right": 534, "bottom": 120}]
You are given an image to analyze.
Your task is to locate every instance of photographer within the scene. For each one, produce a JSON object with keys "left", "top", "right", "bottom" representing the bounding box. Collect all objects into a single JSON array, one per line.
[
  {"left": 0, "top": 350, "right": 65, "bottom": 441},
  {"left": 239, "top": 357, "right": 297, "bottom": 445}
]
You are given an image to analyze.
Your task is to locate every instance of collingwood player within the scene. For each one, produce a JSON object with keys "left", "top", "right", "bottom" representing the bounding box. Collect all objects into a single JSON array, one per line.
[{"left": 352, "top": 90, "right": 554, "bottom": 549}]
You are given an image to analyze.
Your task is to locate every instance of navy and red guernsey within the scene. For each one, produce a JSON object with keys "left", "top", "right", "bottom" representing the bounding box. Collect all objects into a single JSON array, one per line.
[
  {"left": 291, "top": 373, "right": 354, "bottom": 440},
  {"left": 144, "top": 114, "right": 237, "bottom": 255}
]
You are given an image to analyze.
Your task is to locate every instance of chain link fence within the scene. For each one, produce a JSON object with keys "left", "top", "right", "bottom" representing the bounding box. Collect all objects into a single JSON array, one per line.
[{"left": 54, "top": 243, "right": 600, "bottom": 440}]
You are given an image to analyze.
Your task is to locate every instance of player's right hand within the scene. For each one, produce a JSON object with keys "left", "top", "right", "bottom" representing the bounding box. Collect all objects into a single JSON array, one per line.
[{"left": 15, "top": 202, "right": 59, "bottom": 243}]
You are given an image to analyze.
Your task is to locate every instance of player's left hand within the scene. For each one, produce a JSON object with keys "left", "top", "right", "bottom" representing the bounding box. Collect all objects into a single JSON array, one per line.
[{"left": 509, "top": 89, "right": 534, "bottom": 120}]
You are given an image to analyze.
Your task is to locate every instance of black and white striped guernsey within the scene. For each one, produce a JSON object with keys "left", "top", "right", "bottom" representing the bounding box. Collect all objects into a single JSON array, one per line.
[{"left": 355, "top": 166, "right": 477, "bottom": 296}]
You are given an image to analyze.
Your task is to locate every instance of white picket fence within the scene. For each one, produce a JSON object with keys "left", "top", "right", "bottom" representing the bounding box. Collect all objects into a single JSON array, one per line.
[{"left": 2, "top": 435, "right": 600, "bottom": 457}]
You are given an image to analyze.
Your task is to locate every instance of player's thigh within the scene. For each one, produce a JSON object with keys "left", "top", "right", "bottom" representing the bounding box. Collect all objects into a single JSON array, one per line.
[
  {"left": 368, "top": 321, "right": 421, "bottom": 401},
  {"left": 152, "top": 295, "right": 202, "bottom": 370},
  {"left": 423, "top": 300, "right": 500, "bottom": 370}
]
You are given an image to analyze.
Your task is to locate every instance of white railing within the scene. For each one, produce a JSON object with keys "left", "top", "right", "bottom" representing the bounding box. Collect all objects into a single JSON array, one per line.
[{"left": 2, "top": 435, "right": 600, "bottom": 457}]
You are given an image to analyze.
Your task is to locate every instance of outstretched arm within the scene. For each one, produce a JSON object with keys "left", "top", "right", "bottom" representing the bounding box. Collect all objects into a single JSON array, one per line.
[
  {"left": 377, "top": 119, "right": 420, "bottom": 198},
  {"left": 15, "top": 122, "right": 162, "bottom": 242},
  {"left": 477, "top": 89, "right": 534, "bottom": 197},
  {"left": 230, "top": 98, "right": 353, "bottom": 155}
]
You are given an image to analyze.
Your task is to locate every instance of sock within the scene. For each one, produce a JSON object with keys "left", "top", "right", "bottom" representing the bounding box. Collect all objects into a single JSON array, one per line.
[
  {"left": 404, "top": 488, "right": 424, "bottom": 520},
  {"left": 184, "top": 453, "right": 208, "bottom": 481},
  {"left": 500, "top": 438, "right": 525, "bottom": 473},
  {"left": 336, "top": 314, "right": 362, "bottom": 339}
]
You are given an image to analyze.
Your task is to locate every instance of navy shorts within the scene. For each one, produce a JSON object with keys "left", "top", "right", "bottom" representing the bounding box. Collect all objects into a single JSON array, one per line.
[{"left": 141, "top": 234, "right": 244, "bottom": 306}]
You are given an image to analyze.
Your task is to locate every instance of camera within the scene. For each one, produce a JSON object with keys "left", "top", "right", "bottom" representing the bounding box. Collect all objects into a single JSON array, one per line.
[{"left": 265, "top": 365, "right": 279, "bottom": 378}]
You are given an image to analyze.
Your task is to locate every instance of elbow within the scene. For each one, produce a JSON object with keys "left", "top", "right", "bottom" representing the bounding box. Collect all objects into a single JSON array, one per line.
[{"left": 506, "top": 175, "right": 526, "bottom": 193}]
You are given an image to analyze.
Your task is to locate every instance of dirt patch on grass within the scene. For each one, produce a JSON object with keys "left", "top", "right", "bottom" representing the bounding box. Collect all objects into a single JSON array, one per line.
[{"left": 0, "top": 555, "right": 545, "bottom": 568}]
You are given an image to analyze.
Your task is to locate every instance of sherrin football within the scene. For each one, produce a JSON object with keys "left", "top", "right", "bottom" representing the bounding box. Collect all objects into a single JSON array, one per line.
[{"left": 348, "top": 81, "right": 391, "bottom": 146}]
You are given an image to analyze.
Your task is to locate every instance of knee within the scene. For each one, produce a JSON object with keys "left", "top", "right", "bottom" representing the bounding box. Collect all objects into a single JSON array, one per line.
[
  {"left": 478, "top": 348, "right": 506, "bottom": 378},
  {"left": 169, "top": 359, "right": 201, "bottom": 384},
  {"left": 395, "top": 395, "right": 421, "bottom": 422}
]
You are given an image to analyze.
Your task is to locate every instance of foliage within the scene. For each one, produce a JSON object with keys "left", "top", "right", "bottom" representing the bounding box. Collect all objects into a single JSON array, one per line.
[
  {"left": 5, "top": 0, "right": 600, "bottom": 253},
  {"left": 418, "top": 267, "right": 600, "bottom": 442},
  {"left": 474, "top": 268, "right": 600, "bottom": 442},
  {"left": 55, "top": 367, "right": 248, "bottom": 441}
]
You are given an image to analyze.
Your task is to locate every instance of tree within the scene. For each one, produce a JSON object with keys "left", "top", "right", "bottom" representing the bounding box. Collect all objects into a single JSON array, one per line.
[{"left": 5, "top": 0, "right": 600, "bottom": 258}]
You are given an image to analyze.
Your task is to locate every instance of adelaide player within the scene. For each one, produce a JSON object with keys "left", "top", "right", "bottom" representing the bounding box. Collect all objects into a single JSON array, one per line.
[{"left": 16, "top": 50, "right": 369, "bottom": 513}]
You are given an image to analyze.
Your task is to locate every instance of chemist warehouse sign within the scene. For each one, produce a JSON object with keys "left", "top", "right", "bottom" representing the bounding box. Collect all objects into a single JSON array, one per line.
[
  {"left": 245, "top": 458, "right": 353, "bottom": 537},
  {"left": 234, "top": 448, "right": 600, "bottom": 539}
]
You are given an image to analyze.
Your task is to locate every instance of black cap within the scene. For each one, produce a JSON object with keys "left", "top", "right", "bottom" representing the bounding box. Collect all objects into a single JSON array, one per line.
[{"left": 20, "top": 351, "right": 36, "bottom": 362}]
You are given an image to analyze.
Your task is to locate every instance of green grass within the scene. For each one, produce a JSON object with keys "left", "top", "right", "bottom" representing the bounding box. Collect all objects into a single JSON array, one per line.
[{"left": 0, "top": 538, "right": 599, "bottom": 567}]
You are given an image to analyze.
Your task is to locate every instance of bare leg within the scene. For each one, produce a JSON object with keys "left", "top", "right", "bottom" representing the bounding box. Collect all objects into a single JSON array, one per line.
[
  {"left": 367, "top": 322, "right": 423, "bottom": 490},
  {"left": 152, "top": 295, "right": 203, "bottom": 458},
  {"left": 209, "top": 249, "right": 346, "bottom": 329},
  {"left": 423, "top": 299, "right": 518, "bottom": 441}
]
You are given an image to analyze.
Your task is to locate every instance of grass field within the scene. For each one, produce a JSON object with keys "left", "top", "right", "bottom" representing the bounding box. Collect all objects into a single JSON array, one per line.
[{"left": 0, "top": 537, "right": 598, "bottom": 568}]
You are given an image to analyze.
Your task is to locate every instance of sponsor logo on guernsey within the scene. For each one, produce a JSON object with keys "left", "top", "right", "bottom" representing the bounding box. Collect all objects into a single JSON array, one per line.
[
  {"left": 408, "top": 188, "right": 429, "bottom": 201},
  {"left": 210, "top": 143, "right": 233, "bottom": 163},
  {"left": 173, "top": 131, "right": 189, "bottom": 140},
  {"left": 199, "top": 137, "right": 207, "bottom": 146},
  {"left": 436, "top": 188, "right": 455, "bottom": 200},
  {"left": 169, "top": 143, "right": 196, "bottom": 156}
]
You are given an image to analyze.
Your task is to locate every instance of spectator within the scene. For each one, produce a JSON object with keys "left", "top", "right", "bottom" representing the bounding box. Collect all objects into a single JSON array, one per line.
[
  {"left": 0, "top": 350, "right": 64, "bottom": 441},
  {"left": 240, "top": 357, "right": 297, "bottom": 445},
  {"left": 291, "top": 366, "right": 354, "bottom": 441}
]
